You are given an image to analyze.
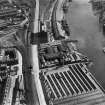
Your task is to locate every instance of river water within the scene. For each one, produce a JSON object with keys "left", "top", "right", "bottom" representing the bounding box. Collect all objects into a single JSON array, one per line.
[{"left": 66, "top": 0, "right": 105, "bottom": 89}]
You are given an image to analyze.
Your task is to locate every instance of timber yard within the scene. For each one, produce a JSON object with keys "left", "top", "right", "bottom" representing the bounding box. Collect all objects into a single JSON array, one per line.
[{"left": 0, "top": 0, "right": 105, "bottom": 105}]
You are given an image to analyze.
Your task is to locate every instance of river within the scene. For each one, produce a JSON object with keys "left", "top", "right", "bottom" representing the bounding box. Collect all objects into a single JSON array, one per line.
[{"left": 66, "top": 0, "right": 105, "bottom": 89}]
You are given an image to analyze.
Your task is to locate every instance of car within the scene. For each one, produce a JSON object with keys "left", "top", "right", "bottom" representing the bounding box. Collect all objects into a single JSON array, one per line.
[{"left": 103, "top": 47, "right": 105, "bottom": 53}]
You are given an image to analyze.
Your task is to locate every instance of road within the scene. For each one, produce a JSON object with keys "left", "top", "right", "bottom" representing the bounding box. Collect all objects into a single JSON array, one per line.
[
  {"left": 23, "top": 0, "right": 41, "bottom": 104},
  {"left": 66, "top": 0, "right": 105, "bottom": 89},
  {"left": 30, "top": 0, "right": 47, "bottom": 104},
  {"left": 5, "top": 77, "right": 16, "bottom": 105}
]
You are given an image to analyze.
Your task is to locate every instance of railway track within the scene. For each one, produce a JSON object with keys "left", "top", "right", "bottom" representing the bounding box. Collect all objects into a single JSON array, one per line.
[
  {"left": 51, "top": 0, "right": 71, "bottom": 40},
  {"left": 41, "top": 0, "right": 66, "bottom": 41},
  {"left": 51, "top": 0, "right": 62, "bottom": 40}
]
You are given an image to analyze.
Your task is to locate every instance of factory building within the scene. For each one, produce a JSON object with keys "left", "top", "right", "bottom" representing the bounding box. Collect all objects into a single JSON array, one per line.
[{"left": 38, "top": 40, "right": 105, "bottom": 105}]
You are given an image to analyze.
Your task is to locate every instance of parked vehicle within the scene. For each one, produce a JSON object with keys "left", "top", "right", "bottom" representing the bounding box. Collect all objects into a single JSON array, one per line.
[{"left": 103, "top": 47, "right": 105, "bottom": 53}]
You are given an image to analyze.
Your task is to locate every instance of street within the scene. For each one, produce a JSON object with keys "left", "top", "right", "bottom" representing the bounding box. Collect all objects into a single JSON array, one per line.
[{"left": 66, "top": 0, "right": 105, "bottom": 88}]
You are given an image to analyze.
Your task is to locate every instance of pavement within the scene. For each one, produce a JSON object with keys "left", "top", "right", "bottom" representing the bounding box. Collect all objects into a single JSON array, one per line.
[{"left": 66, "top": 0, "right": 105, "bottom": 89}]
